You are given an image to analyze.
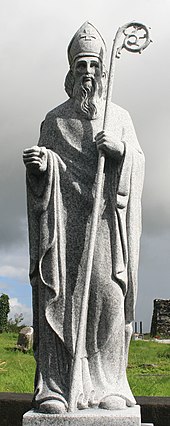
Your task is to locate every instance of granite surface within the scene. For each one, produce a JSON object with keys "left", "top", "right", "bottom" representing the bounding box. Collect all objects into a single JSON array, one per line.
[
  {"left": 1, "top": 393, "right": 165, "bottom": 426},
  {"left": 23, "top": 406, "right": 141, "bottom": 426},
  {"left": 23, "top": 22, "right": 145, "bottom": 415}
]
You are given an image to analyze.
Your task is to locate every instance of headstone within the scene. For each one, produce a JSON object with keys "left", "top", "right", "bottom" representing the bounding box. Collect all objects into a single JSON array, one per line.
[
  {"left": 17, "top": 326, "right": 33, "bottom": 352},
  {"left": 150, "top": 299, "right": 170, "bottom": 337},
  {"left": 132, "top": 333, "right": 139, "bottom": 341}
]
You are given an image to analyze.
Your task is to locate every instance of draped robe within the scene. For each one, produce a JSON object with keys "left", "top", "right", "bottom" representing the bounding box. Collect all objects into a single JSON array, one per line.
[{"left": 26, "top": 98, "right": 145, "bottom": 409}]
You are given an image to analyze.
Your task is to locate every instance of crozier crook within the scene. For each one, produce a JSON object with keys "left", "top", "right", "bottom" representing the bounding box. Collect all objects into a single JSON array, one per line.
[{"left": 68, "top": 22, "right": 152, "bottom": 413}]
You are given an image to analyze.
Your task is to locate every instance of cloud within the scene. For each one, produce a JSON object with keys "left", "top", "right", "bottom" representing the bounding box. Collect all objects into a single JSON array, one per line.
[
  {"left": 0, "top": 266, "right": 28, "bottom": 282},
  {"left": 0, "top": 281, "right": 11, "bottom": 290},
  {"left": 9, "top": 297, "right": 32, "bottom": 326},
  {"left": 0, "top": 3, "right": 169, "bottom": 249},
  {"left": 0, "top": 246, "right": 29, "bottom": 283},
  {"left": 0, "top": 0, "right": 169, "bottom": 333},
  {"left": 136, "top": 231, "right": 170, "bottom": 332}
]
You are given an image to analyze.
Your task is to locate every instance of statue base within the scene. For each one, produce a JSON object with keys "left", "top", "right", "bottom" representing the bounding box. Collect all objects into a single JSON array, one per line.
[{"left": 23, "top": 405, "right": 141, "bottom": 426}]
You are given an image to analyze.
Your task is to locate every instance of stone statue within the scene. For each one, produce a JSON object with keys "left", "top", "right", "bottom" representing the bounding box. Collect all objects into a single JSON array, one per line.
[{"left": 23, "top": 22, "right": 145, "bottom": 414}]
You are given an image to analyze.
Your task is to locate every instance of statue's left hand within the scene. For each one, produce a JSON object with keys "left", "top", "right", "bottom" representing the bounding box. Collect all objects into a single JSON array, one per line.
[{"left": 95, "top": 131, "right": 124, "bottom": 160}]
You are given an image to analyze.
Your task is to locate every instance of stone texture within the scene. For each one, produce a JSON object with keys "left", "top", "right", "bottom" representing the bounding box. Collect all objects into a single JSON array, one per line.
[
  {"left": 23, "top": 22, "right": 144, "bottom": 415},
  {"left": 17, "top": 327, "right": 33, "bottom": 352},
  {"left": 23, "top": 406, "right": 141, "bottom": 426},
  {"left": 150, "top": 299, "right": 170, "bottom": 337},
  {"left": 1, "top": 393, "right": 167, "bottom": 426}
]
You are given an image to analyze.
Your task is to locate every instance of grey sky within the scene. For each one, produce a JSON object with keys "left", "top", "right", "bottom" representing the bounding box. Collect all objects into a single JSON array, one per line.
[{"left": 0, "top": 0, "right": 170, "bottom": 330}]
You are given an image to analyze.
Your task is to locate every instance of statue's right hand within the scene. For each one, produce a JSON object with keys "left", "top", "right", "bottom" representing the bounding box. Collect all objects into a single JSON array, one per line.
[{"left": 23, "top": 146, "right": 47, "bottom": 175}]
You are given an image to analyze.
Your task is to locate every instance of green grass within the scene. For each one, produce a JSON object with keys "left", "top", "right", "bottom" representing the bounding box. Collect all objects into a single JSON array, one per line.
[
  {"left": 0, "top": 333, "right": 35, "bottom": 393},
  {"left": 0, "top": 333, "right": 170, "bottom": 396},
  {"left": 128, "top": 340, "right": 170, "bottom": 396}
]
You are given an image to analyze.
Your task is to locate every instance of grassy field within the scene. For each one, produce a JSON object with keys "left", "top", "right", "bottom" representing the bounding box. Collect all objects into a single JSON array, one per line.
[
  {"left": 0, "top": 333, "right": 35, "bottom": 393},
  {"left": 127, "top": 339, "right": 170, "bottom": 396},
  {"left": 0, "top": 333, "right": 170, "bottom": 396}
]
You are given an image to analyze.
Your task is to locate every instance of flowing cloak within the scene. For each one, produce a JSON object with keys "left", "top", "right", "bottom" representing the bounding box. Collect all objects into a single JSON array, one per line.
[{"left": 26, "top": 98, "right": 145, "bottom": 406}]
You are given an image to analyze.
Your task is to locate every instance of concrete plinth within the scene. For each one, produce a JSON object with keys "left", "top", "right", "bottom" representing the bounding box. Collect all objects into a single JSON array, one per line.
[{"left": 23, "top": 405, "right": 141, "bottom": 426}]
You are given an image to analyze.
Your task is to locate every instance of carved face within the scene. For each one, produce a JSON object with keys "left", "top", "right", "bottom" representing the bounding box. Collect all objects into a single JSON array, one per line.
[
  {"left": 73, "top": 56, "right": 103, "bottom": 88},
  {"left": 68, "top": 55, "right": 106, "bottom": 119}
]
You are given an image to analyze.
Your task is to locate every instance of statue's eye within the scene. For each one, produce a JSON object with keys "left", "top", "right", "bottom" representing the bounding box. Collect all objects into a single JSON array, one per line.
[
  {"left": 91, "top": 62, "right": 99, "bottom": 68},
  {"left": 76, "top": 61, "right": 86, "bottom": 70}
]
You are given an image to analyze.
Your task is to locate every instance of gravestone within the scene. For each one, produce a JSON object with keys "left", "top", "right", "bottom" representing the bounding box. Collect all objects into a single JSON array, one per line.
[
  {"left": 150, "top": 299, "right": 170, "bottom": 337},
  {"left": 17, "top": 326, "right": 33, "bottom": 352}
]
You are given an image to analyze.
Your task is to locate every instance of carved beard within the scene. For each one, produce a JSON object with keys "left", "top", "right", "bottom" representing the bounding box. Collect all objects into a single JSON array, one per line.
[{"left": 73, "top": 75, "right": 103, "bottom": 120}]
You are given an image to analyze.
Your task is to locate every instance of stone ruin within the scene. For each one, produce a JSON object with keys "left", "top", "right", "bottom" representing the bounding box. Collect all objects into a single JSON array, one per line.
[{"left": 150, "top": 299, "right": 170, "bottom": 337}]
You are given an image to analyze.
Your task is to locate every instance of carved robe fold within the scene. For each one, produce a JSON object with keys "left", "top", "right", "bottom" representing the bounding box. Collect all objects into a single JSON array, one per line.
[{"left": 26, "top": 98, "right": 144, "bottom": 408}]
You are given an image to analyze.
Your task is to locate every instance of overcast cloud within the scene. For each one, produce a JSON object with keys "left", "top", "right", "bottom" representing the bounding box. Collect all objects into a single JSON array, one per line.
[{"left": 0, "top": 0, "right": 170, "bottom": 330}]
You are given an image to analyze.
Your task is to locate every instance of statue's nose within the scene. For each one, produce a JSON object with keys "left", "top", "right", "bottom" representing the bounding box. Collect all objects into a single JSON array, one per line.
[{"left": 85, "top": 62, "right": 91, "bottom": 74}]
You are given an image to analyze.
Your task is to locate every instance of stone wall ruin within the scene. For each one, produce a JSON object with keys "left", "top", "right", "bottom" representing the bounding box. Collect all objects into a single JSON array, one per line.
[{"left": 150, "top": 299, "right": 170, "bottom": 337}]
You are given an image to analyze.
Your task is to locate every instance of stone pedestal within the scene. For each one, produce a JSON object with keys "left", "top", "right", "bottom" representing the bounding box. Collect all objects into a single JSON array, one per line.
[{"left": 23, "top": 405, "right": 141, "bottom": 426}]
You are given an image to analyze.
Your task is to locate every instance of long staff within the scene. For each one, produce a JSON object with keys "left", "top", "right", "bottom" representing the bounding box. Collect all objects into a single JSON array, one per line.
[{"left": 68, "top": 22, "right": 151, "bottom": 413}]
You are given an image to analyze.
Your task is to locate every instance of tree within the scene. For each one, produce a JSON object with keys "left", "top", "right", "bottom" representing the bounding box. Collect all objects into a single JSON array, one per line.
[
  {"left": 7, "top": 313, "right": 25, "bottom": 333},
  {"left": 0, "top": 294, "right": 10, "bottom": 333}
]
